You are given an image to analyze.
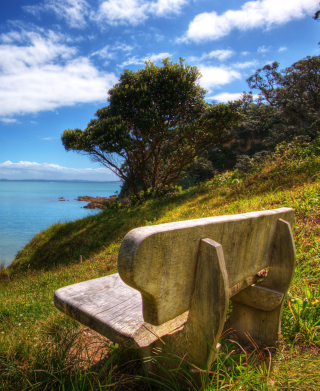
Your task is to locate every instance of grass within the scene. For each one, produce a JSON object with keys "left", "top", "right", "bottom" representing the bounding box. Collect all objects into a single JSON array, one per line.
[{"left": 0, "top": 136, "right": 320, "bottom": 390}]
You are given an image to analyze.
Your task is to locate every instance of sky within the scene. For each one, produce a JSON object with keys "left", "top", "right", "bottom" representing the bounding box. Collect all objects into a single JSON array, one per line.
[{"left": 0, "top": 0, "right": 319, "bottom": 181}]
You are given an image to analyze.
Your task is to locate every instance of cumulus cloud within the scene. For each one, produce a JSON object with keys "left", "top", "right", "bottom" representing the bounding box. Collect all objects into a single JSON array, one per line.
[
  {"left": 278, "top": 46, "right": 288, "bottom": 52},
  {"left": 95, "top": 0, "right": 187, "bottom": 26},
  {"left": 152, "top": 0, "right": 188, "bottom": 16},
  {"left": 182, "top": 0, "right": 318, "bottom": 42},
  {"left": 0, "top": 29, "right": 118, "bottom": 118},
  {"left": 0, "top": 161, "right": 118, "bottom": 181},
  {"left": 210, "top": 92, "right": 259, "bottom": 102},
  {"left": 24, "top": 0, "right": 90, "bottom": 28},
  {"left": 95, "top": 0, "right": 149, "bottom": 26},
  {"left": 199, "top": 66, "right": 241, "bottom": 92}
]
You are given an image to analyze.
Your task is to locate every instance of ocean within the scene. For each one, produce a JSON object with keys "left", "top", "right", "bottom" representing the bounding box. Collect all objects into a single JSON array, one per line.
[{"left": 0, "top": 181, "right": 121, "bottom": 267}]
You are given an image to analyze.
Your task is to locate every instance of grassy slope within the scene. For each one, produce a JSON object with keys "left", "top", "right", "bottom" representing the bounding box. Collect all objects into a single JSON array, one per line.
[{"left": 0, "top": 137, "right": 319, "bottom": 390}]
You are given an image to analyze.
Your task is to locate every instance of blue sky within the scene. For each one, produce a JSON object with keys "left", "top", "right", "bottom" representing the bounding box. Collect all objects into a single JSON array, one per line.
[{"left": 0, "top": 0, "right": 319, "bottom": 181}]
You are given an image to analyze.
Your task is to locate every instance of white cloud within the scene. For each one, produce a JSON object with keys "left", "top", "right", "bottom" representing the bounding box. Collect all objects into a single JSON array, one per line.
[
  {"left": 231, "top": 60, "right": 259, "bottom": 69},
  {"left": 119, "top": 56, "right": 141, "bottom": 68},
  {"left": 0, "top": 117, "right": 18, "bottom": 124},
  {"left": 91, "top": 45, "right": 116, "bottom": 60},
  {"left": 95, "top": 0, "right": 187, "bottom": 26},
  {"left": 119, "top": 52, "right": 172, "bottom": 67},
  {"left": 210, "top": 92, "right": 259, "bottom": 102},
  {"left": 205, "top": 49, "right": 234, "bottom": 61},
  {"left": 151, "top": 0, "right": 187, "bottom": 17},
  {"left": 114, "top": 43, "right": 134, "bottom": 52},
  {"left": 26, "top": 0, "right": 187, "bottom": 27},
  {"left": 0, "top": 161, "right": 118, "bottom": 181},
  {"left": 199, "top": 66, "right": 241, "bottom": 92},
  {"left": 25, "top": 0, "right": 90, "bottom": 28},
  {"left": 96, "top": 0, "right": 149, "bottom": 26},
  {"left": 189, "top": 49, "right": 235, "bottom": 63},
  {"left": 258, "top": 45, "right": 269, "bottom": 53},
  {"left": 144, "top": 52, "right": 172, "bottom": 62},
  {"left": 278, "top": 46, "right": 288, "bottom": 52},
  {"left": 91, "top": 43, "right": 134, "bottom": 59},
  {"left": 182, "top": 0, "right": 319, "bottom": 42},
  {"left": 0, "top": 29, "right": 118, "bottom": 118},
  {"left": 0, "top": 30, "right": 76, "bottom": 69}
]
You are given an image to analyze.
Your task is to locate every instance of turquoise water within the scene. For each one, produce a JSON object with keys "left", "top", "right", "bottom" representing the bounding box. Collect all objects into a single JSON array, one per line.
[{"left": 0, "top": 181, "right": 121, "bottom": 267}]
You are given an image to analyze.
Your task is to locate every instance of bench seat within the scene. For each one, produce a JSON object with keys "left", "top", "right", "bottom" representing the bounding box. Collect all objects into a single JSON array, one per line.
[{"left": 54, "top": 273, "right": 188, "bottom": 349}]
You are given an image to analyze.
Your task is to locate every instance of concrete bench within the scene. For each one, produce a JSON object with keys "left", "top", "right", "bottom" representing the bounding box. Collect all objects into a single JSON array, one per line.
[{"left": 54, "top": 208, "right": 296, "bottom": 370}]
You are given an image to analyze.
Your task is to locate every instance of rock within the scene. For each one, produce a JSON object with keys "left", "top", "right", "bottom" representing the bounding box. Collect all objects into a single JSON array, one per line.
[{"left": 75, "top": 195, "right": 117, "bottom": 209}]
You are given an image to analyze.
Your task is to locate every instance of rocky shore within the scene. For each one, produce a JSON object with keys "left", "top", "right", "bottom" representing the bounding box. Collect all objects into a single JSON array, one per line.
[{"left": 75, "top": 195, "right": 117, "bottom": 209}]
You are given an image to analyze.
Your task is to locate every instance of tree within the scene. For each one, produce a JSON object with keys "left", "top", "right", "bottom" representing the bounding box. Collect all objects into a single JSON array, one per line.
[
  {"left": 236, "top": 92, "right": 299, "bottom": 147},
  {"left": 247, "top": 56, "right": 320, "bottom": 139},
  {"left": 62, "top": 59, "right": 241, "bottom": 196}
]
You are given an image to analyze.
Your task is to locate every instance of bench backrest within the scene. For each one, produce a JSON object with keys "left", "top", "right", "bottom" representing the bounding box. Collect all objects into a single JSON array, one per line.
[{"left": 118, "top": 208, "right": 294, "bottom": 326}]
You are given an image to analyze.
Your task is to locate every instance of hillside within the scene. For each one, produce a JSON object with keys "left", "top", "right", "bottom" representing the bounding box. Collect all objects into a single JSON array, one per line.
[{"left": 0, "top": 136, "right": 319, "bottom": 390}]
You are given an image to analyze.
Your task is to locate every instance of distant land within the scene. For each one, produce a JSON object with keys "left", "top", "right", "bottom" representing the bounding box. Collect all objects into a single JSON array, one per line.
[{"left": 0, "top": 179, "right": 122, "bottom": 183}]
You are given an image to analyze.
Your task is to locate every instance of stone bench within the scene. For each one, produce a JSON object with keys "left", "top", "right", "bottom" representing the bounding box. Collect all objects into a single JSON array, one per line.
[{"left": 54, "top": 208, "right": 296, "bottom": 370}]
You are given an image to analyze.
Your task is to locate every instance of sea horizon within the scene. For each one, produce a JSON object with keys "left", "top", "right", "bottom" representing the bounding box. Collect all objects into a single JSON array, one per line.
[
  {"left": 0, "top": 179, "right": 122, "bottom": 183},
  {"left": 0, "top": 180, "right": 122, "bottom": 267}
]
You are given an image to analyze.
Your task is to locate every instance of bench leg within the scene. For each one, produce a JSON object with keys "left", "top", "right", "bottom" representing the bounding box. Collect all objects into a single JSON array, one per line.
[
  {"left": 162, "top": 238, "right": 229, "bottom": 371},
  {"left": 225, "top": 300, "right": 284, "bottom": 347},
  {"left": 225, "top": 219, "right": 296, "bottom": 347},
  {"left": 139, "top": 340, "right": 164, "bottom": 375}
]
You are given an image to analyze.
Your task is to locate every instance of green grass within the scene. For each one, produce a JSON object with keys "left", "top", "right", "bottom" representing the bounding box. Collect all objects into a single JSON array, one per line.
[{"left": 0, "top": 136, "right": 320, "bottom": 390}]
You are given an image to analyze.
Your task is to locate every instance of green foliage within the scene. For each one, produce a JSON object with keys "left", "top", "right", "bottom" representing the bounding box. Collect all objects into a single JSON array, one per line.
[
  {"left": 247, "top": 56, "right": 320, "bottom": 139},
  {"left": 287, "top": 282, "right": 320, "bottom": 345},
  {"left": 235, "top": 154, "right": 253, "bottom": 172},
  {"left": 234, "top": 151, "right": 272, "bottom": 173},
  {"left": 62, "top": 59, "right": 242, "bottom": 196},
  {"left": 178, "top": 156, "right": 216, "bottom": 188}
]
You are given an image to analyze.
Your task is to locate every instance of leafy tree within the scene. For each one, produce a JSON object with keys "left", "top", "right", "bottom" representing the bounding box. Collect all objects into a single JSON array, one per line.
[
  {"left": 235, "top": 92, "right": 301, "bottom": 147},
  {"left": 178, "top": 155, "right": 216, "bottom": 188},
  {"left": 247, "top": 56, "right": 320, "bottom": 139},
  {"left": 62, "top": 59, "right": 241, "bottom": 196}
]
